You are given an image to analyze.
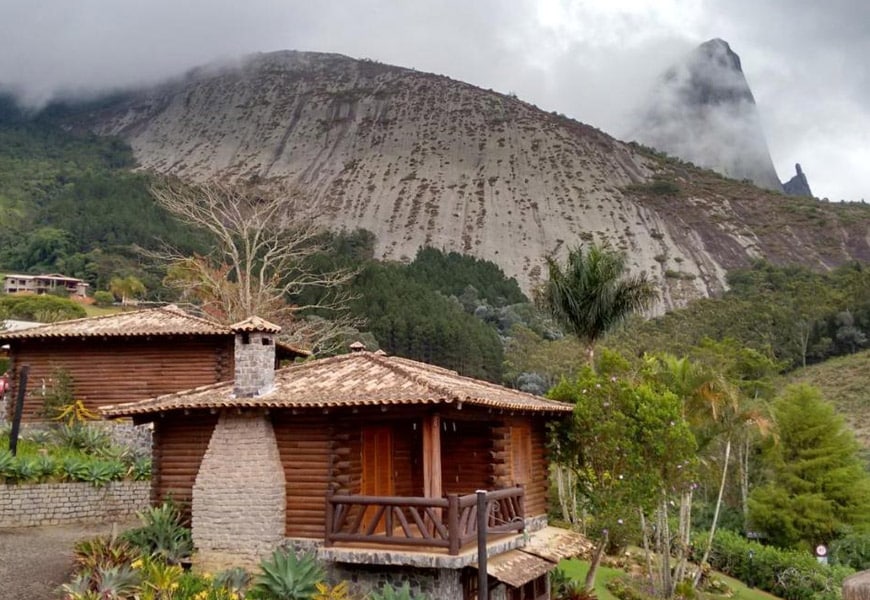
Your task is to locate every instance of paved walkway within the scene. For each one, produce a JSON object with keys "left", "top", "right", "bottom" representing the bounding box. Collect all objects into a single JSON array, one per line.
[{"left": 0, "top": 520, "right": 137, "bottom": 600}]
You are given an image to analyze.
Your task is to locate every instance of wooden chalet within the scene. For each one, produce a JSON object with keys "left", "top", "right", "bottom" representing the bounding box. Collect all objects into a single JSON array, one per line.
[
  {"left": 0, "top": 306, "right": 307, "bottom": 422},
  {"left": 102, "top": 318, "right": 585, "bottom": 599}
]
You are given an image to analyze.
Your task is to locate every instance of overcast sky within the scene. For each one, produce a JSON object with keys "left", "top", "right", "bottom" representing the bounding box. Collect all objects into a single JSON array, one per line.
[{"left": 1, "top": 0, "right": 867, "bottom": 202}]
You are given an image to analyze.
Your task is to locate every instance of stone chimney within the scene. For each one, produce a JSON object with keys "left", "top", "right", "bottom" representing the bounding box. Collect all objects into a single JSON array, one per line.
[{"left": 230, "top": 316, "right": 281, "bottom": 398}]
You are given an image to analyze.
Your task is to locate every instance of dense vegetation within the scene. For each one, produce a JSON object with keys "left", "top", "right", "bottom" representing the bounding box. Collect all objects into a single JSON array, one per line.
[
  {"left": 0, "top": 96, "right": 203, "bottom": 295},
  {"left": 608, "top": 261, "right": 870, "bottom": 370}
]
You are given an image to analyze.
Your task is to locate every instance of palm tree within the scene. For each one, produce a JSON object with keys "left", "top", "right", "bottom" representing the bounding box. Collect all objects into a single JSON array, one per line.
[
  {"left": 537, "top": 244, "right": 657, "bottom": 366},
  {"left": 109, "top": 275, "right": 146, "bottom": 306}
]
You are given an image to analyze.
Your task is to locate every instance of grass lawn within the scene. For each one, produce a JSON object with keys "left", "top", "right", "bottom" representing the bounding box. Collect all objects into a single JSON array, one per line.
[
  {"left": 557, "top": 559, "right": 782, "bottom": 600},
  {"left": 557, "top": 559, "right": 624, "bottom": 600},
  {"left": 83, "top": 304, "right": 124, "bottom": 317}
]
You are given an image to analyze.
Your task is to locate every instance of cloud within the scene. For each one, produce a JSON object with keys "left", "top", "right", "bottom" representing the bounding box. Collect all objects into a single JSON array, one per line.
[{"left": 0, "top": 0, "right": 866, "bottom": 200}]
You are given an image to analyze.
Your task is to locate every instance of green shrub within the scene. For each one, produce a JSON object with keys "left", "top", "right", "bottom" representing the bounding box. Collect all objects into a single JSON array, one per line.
[
  {"left": 80, "top": 460, "right": 124, "bottom": 487},
  {"left": 250, "top": 547, "right": 324, "bottom": 600},
  {"left": 0, "top": 449, "right": 16, "bottom": 481},
  {"left": 61, "top": 456, "right": 89, "bottom": 481},
  {"left": 93, "top": 290, "right": 114, "bottom": 307},
  {"left": 692, "top": 529, "right": 853, "bottom": 600},
  {"left": 12, "top": 456, "right": 38, "bottom": 483},
  {"left": 130, "top": 456, "right": 152, "bottom": 481},
  {"left": 39, "top": 367, "right": 75, "bottom": 419},
  {"left": 34, "top": 453, "right": 56, "bottom": 481},
  {"left": 73, "top": 535, "right": 141, "bottom": 572},
  {"left": 54, "top": 423, "right": 111, "bottom": 453},
  {"left": 830, "top": 532, "right": 870, "bottom": 570},
  {"left": 606, "top": 577, "right": 655, "bottom": 600}
]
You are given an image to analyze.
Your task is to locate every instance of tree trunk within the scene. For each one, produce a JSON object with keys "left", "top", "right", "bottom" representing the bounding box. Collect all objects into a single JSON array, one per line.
[
  {"left": 659, "top": 497, "right": 673, "bottom": 598},
  {"left": 674, "top": 489, "right": 693, "bottom": 588},
  {"left": 585, "top": 530, "right": 609, "bottom": 593},
  {"left": 739, "top": 435, "right": 750, "bottom": 520},
  {"left": 695, "top": 438, "right": 731, "bottom": 587},
  {"left": 639, "top": 508, "right": 656, "bottom": 591},
  {"left": 585, "top": 343, "right": 596, "bottom": 369},
  {"left": 555, "top": 465, "right": 573, "bottom": 525}
]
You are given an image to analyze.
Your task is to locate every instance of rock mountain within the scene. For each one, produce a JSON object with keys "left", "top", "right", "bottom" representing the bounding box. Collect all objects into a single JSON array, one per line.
[
  {"left": 632, "top": 38, "right": 810, "bottom": 196},
  {"left": 58, "top": 50, "right": 868, "bottom": 310}
]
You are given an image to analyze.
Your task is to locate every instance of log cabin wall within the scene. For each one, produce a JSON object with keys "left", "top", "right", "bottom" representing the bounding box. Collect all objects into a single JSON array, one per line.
[
  {"left": 527, "top": 419, "right": 550, "bottom": 517},
  {"left": 441, "top": 419, "right": 492, "bottom": 495},
  {"left": 272, "top": 414, "right": 333, "bottom": 538},
  {"left": 492, "top": 417, "right": 550, "bottom": 518},
  {"left": 7, "top": 336, "right": 233, "bottom": 421},
  {"left": 151, "top": 412, "right": 218, "bottom": 522},
  {"left": 335, "top": 415, "right": 422, "bottom": 499}
]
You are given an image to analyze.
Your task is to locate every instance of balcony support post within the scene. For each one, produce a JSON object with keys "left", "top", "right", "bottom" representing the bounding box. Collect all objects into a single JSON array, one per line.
[{"left": 422, "top": 414, "right": 443, "bottom": 500}]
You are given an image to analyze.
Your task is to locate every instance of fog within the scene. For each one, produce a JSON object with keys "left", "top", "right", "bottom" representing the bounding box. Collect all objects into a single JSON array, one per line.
[{"left": 1, "top": 0, "right": 867, "bottom": 201}]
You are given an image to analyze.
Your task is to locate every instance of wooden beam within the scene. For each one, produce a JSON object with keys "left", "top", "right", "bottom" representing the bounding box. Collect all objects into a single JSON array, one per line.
[{"left": 422, "top": 414, "right": 443, "bottom": 499}]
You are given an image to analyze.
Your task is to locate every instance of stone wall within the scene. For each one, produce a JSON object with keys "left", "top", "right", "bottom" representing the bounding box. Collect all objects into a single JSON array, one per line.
[
  {"left": 192, "top": 411, "right": 285, "bottom": 570},
  {"left": 0, "top": 481, "right": 149, "bottom": 527},
  {"left": 233, "top": 331, "right": 275, "bottom": 397}
]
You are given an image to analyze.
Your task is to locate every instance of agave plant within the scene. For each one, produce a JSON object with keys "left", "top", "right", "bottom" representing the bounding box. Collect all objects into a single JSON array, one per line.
[
  {"left": 130, "top": 456, "right": 152, "bottom": 481},
  {"left": 122, "top": 502, "right": 193, "bottom": 564},
  {"left": 94, "top": 564, "right": 141, "bottom": 599},
  {"left": 250, "top": 547, "right": 324, "bottom": 600},
  {"left": 367, "top": 582, "right": 427, "bottom": 600},
  {"left": 59, "top": 572, "right": 96, "bottom": 600},
  {"left": 215, "top": 566, "right": 252, "bottom": 595}
]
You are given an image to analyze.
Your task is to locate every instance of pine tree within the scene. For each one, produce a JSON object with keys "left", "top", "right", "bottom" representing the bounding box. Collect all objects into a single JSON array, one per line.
[{"left": 749, "top": 384, "right": 870, "bottom": 548}]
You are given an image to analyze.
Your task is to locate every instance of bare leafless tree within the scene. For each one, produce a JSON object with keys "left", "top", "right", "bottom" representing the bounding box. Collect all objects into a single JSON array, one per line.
[{"left": 149, "top": 180, "right": 360, "bottom": 353}]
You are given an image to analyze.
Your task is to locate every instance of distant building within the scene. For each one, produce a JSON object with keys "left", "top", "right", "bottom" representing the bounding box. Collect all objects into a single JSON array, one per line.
[{"left": 2, "top": 273, "right": 90, "bottom": 298}]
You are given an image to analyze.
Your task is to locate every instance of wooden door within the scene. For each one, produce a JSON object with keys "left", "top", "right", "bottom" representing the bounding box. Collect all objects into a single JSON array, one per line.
[{"left": 361, "top": 426, "right": 394, "bottom": 530}]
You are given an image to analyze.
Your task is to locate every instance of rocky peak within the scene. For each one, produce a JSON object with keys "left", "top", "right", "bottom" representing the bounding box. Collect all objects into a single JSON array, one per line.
[
  {"left": 783, "top": 163, "right": 813, "bottom": 197},
  {"left": 632, "top": 38, "right": 783, "bottom": 192}
]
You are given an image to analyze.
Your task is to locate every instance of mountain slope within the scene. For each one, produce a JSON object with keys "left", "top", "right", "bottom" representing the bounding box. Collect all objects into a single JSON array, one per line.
[
  {"left": 53, "top": 50, "right": 869, "bottom": 309},
  {"left": 786, "top": 350, "right": 870, "bottom": 449}
]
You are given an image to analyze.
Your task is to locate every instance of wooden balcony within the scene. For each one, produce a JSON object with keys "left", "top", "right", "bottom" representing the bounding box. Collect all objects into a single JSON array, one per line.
[{"left": 325, "top": 486, "right": 525, "bottom": 555}]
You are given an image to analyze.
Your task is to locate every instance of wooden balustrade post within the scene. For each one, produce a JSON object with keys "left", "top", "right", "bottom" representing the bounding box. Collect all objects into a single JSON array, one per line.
[
  {"left": 324, "top": 491, "right": 334, "bottom": 547},
  {"left": 477, "top": 490, "right": 489, "bottom": 599},
  {"left": 448, "top": 494, "right": 460, "bottom": 555},
  {"left": 518, "top": 484, "right": 525, "bottom": 533}
]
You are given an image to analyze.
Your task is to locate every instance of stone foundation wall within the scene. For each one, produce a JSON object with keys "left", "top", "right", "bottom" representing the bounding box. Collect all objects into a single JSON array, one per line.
[
  {"left": 0, "top": 481, "right": 149, "bottom": 527},
  {"left": 192, "top": 412, "right": 285, "bottom": 571}
]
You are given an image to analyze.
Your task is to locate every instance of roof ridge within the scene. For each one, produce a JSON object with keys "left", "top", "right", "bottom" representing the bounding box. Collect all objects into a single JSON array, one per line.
[
  {"left": 366, "top": 352, "right": 460, "bottom": 402},
  {"left": 387, "top": 354, "right": 566, "bottom": 407}
]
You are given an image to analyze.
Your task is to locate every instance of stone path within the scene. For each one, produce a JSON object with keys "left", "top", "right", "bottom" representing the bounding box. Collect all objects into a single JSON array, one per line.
[{"left": 0, "top": 520, "right": 136, "bottom": 600}]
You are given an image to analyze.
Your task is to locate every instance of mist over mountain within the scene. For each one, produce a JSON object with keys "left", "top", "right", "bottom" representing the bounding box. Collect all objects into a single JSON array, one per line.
[
  {"left": 631, "top": 39, "right": 796, "bottom": 194},
  {"left": 42, "top": 50, "right": 869, "bottom": 311}
]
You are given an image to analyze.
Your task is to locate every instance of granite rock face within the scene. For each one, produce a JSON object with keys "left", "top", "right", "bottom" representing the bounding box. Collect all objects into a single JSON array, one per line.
[
  {"left": 59, "top": 50, "right": 870, "bottom": 309},
  {"left": 632, "top": 39, "right": 783, "bottom": 192},
  {"left": 783, "top": 163, "right": 814, "bottom": 197}
]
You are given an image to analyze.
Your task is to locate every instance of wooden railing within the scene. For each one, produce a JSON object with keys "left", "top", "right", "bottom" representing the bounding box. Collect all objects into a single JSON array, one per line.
[{"left": 325, "top": 486, "right": 525, "bottom": 555}]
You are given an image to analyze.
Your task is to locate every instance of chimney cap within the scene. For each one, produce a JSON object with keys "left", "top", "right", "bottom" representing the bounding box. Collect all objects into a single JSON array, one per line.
[
  {"left": 231, "top": 316, "right": 282, "bottom": 334},
  {"left": 349, "top": 341, "right": 367, "bottom": 352}
]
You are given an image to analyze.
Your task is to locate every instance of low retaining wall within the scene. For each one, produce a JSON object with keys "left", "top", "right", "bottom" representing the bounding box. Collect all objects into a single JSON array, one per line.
[{"left": 0, "top": 481, "right": 150, "bottom": 527}]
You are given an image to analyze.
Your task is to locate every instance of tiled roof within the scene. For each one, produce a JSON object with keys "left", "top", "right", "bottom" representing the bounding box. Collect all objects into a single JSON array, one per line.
[
  {"left": 102, "top": 351, "right": 574, "bottom": 417},
  {"left": 0, "top": 305, "right": 231, "bottom": 340},
  {"left": 231, "top": 316, "right": 281, "bottom": 333}
]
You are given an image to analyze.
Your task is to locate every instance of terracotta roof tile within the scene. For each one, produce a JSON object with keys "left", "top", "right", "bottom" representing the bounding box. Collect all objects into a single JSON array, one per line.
[
  {"left": 231, "top": 316, "right": 281, "bottom": 333},
  {"left": 0, "top": 305, "right": 230, "bottom": 340},
  {"left": 102, "top": 351, "right": 573, "bottom": 417},
  {"left": 484, "top": 550, "right": 555, "bottom": 588}
]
